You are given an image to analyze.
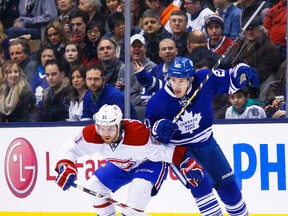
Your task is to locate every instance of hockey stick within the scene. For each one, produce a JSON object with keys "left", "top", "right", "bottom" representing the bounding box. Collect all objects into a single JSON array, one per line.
[
  {"left": 169, "top": 1, "right": 266, "bottom": 187},
  {"left": 71, "top": 182, "right": 150, "bottom": 216},
  {"left": 172, "top": 0, "right": 266, "bottom": 124}
]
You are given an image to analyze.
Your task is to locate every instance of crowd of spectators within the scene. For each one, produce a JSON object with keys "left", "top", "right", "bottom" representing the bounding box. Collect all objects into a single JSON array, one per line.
[{"left": 0, "top": 0, "right": 286, "bottom": 122}]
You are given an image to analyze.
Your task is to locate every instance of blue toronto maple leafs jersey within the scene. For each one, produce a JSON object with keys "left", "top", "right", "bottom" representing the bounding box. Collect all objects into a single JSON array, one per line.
[{"left": 145, "top": 68, "right": 234, "bottom": 147}]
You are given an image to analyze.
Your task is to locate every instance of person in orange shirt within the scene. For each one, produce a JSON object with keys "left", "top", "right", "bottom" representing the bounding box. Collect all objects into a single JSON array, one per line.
[{"left": 263, "top": 0, "right": 287, "bottom": 62}]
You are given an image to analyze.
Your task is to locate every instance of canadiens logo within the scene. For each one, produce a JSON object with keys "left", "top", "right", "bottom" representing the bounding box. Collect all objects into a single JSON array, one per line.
[
  {"left": 5, "top": 138, "right": 38, "bottom": 198},
  {"left": 108, "top": 158, "right": 136, "bottom": 171},
  {"left": 177, "top": 110, "right": 201, "bottom": 134}
]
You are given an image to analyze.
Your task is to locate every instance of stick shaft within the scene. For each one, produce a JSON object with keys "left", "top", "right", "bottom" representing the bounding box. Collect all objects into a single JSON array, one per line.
[{"left": 71, "top": 183, "right": 149, "bottom": 215}]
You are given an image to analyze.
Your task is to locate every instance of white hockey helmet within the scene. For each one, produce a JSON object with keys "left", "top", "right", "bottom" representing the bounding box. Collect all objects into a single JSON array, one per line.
[{"left": 95, "top": 104, "right": 123, "bottom": 128}]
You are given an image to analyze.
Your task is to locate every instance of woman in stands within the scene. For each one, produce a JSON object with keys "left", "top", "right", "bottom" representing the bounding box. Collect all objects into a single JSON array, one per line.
[{"left": 0, "top": 60, "right": 35, "bottom": 122}]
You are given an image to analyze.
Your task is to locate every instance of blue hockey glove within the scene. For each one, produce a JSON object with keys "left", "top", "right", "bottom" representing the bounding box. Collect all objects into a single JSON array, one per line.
[
  {"left": 55, "top": 159, "right": 77, "bottom": 191},
  {"left": 152, "top": 119, "right": 179, "bottom": 144},
  {"left": 180, "top": 157, "right": 204, "bottom": 187},
  {"left": 231, "top": 63, "right": 259, "bottom": 88}
]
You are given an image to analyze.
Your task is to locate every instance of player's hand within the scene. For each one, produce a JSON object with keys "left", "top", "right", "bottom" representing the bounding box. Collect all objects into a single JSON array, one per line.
[
  {"left": 55, "top": 159, "right": 77, "bottom": 191},
  {"left": 152, "top": 119, "right": 179, "bottom": 144},
  {"left": 180, "top": 157, "right": 204, "bottom": 187},
  {"left": 231, "top": 63, "right": 259, "bottom": 88}
]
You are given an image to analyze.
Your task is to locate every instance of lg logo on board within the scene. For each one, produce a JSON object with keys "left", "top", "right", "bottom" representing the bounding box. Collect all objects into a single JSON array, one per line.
[{"left": 5, "top": 138, "right": 38, "bottom": 198}]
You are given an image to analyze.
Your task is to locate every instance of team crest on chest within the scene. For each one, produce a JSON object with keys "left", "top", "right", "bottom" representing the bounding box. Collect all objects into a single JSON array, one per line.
[{"left": 177, "top": 110, "right": 201, "bottom": 134}]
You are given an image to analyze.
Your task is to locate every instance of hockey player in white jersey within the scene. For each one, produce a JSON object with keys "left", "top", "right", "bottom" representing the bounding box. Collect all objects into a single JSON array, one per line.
[
  {"left": 145, "top": 57, "right": 259, "bottom": 216},
  {"left": 55, "top": 104, "right": 204, "bottom": 216}
]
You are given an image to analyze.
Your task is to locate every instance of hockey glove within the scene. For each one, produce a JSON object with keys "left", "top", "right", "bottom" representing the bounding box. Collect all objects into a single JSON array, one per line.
[
  {"left": 180, "top": 157, "right": 204, "bottom": 187},
  {"left": 231, "top": 63, "right": 259, "bottom": 88},
  {"left": 152, "top": 119, "right": 179, "bottom": 144},
  {"left": 55, "top": 159, "right": 77, "bottom": 191}
]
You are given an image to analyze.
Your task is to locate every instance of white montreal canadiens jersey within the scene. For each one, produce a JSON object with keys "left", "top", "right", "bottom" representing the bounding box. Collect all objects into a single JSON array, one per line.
[
  {"left": 146, "top": 68, "right": 232, "bottom": 147},
  {"left": 57, "top": 120, "right": 175, "bottom": 171}
]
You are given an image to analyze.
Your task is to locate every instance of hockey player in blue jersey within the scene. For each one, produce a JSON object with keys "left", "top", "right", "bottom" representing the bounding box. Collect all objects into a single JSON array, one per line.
[{"left": 145, "top": 57, "right": 259, "bottom": 216}]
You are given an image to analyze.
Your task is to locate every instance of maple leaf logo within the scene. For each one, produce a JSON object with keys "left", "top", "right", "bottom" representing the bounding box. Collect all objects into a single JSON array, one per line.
[{"left": 177, "top": 110, "right": 202, "bottom": 134}]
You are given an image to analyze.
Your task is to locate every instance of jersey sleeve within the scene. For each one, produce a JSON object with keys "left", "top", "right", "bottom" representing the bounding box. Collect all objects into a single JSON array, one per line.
[
  {"left": 143, "top": 138, "right": 186, "bottom": 165},
  {"left": 56, "top": 124, "right": 103, "bottom": 163}
]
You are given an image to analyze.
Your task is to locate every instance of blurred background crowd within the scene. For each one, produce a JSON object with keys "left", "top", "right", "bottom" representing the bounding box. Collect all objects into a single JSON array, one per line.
[{"left": 0, "top": 0, "right": 286, "bottom": 122}]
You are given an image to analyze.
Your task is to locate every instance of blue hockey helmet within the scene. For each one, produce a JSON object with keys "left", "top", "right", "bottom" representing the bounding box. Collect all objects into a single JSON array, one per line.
[{"left": 167, "top": 57, "right": 195, "bottom": 78}]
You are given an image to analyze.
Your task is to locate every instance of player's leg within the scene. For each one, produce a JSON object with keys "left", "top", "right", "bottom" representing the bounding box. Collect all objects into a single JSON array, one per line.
[
  {"left": 189, "top": 174, "right": 223, "bottom": 216},
  {"left": 195, "top": 138, "right": 249, "bottom": 216},
  {"left": 86, "top": 175, "right": 116, "bottom": 216},
  {"left": 216, "top": 180, "right": 249, "bottom": 216},
  {"left": 88, "top": 161, "right": 131, "bottom": 216},
  {"left": 180, "top": 147, "right": 223, "bottom": 216},
  {"left": 121, "top": 178, "right": 154, "bottom": 216},
  {"left": 121, "top": 161, "right": 168, "bottom": 216}
]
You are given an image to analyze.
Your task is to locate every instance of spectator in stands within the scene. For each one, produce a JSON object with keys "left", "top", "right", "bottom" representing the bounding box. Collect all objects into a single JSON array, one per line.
[
  {"left": 81, "top": 64, "right": 138, "bottom": 121},
  {"left": 97, "top": 38, "right": 123, "bottom": 86},
  {"left": 239, "top": 0, "right": 270, "bottom": 22},
  {"left": 183, "top": 0, "right": 215, "bottom": 33},
  {"left": 78, "top": 0, "right": 106, "bottom": 32},
  {"left": 225, "top": 85, "right": 266, "bottom": 119},
  {"left": 0, "top": 60, "right": 35, "bottom": 122},
  {"left": 69, "top": 9, "right": 90, "bottom": 46},
  {"left": 0, "top": 0, "right": 19, "bottom": 28},
  {"left": 231, "top": 16, "right": 280, "bottom": 101},
  {"left": 141, "top": 9, "right": 172, "bottom": 64},
  {"left": 263, "top": 0, "right": 287, "bottom": 62},
  {"left": 265, "top": 95, "right": 286, "bottom": 118},
  {"left": 30, "top": 44, "right": 55, "bottom": 110},
  {"left": 64, "top": 41, "right": 82, "bottom": 76},
  {"left": 145, "top": 0, "right": 180, "bottom": 31},
  {"left": 102, "top": 0, "right": 121, "bottom": 14},
  {"left": 187, "top": 30, "right": 232, "bottom": 119},
  {"left": 135, "top": 38, "right": 178, "bottom": 104},
  {"left": 5, "top": 0, "right": 57, "bottom": 40},
  {"left": 204, "top": 14, "right": 236, "bottom": 54},
  {"left": 39, "top": 59, "right": 71, "bottom": 122},
  {"left": 0, "top": 46, "right": 6, "bottom": 67},
  {"left": 56, "top": 0, "right": 77, "bottom": 35},
  {"left": 265, "top": 60, "right": 286, "bottom": 104},
  {"left": 213, "top": 0, "right": 241, "bottom": 40},
  {"left": 169, "top": 10, "right": 189, "bottom": 57},
  {"left": 43, "top": 20, "right": 70, "bottom": 63},
  {"left": 82, "top": 20, "right": 104, "bottom": 67},
  {"left": 118, "top": 0, "right": 148, "bottom": 27},
  {"left": 66, "top": 65, "right": 88, "bottom": 121},
  {"left": 103, "top": 11, "right": 141, "bottom": 62},
  {"left": 103, "top": 11, "right": 124, "bottom": 61},
  {"left": 116, "top": 34, "right": 156, "bottom": 106},
  {"left": 0, "top": 21, "right": 9, "bottom": 59},
  {"left": 9, "top": 39, "right": 38, "bottom": 84},
  {"left": 187, "top": 30, "right": 231, "bottom": 69}
]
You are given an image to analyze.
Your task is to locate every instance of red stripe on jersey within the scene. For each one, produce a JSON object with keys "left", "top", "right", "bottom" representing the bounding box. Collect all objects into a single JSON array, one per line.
[
  {"left": 93, "top": 202, "right": 112, "bottom": 209},
  {"left": 154, "top": 162, "right": 167, "bottom": 190},
  {"left": 82, "top": 124, "right": 104, "bottom": 144},
  {"left": 122, "top": 120, "right": 150, "bottom": 146}
]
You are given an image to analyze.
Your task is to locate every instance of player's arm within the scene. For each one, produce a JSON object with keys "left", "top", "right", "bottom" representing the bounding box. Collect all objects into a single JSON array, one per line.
[
  {"left": 144, "top": 139, "right": 204, "bottom": 187},
  {"left": 55, "top": 127, "right": 100, "bottom": 191},
  {"left": 228, "top": 63, "right": 259, "bottom": 94},
  {"left": 134, "top": 60, "right": 166, "bottom": 92}
]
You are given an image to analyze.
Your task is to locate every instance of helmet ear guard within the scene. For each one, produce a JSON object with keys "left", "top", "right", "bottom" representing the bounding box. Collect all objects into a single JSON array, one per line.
[
  {"left": 95, "top": 104, "right": 123, "bottom": 129},
  {"left": 167, "top": 57, "right": 195, "bottom": 79}
]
